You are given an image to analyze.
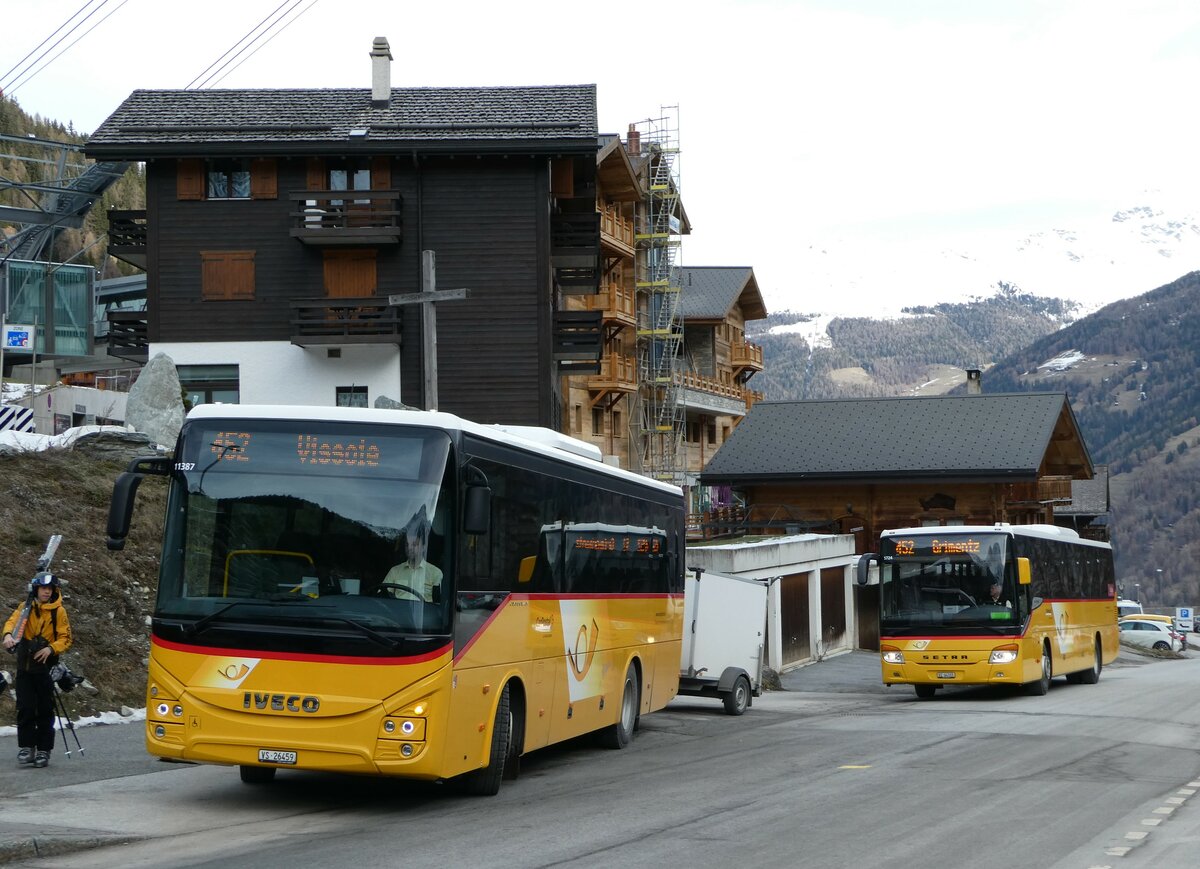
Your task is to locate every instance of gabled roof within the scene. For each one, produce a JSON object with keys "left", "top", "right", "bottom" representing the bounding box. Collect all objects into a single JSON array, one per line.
[
  {"left": 85, "top": 85, "right": 598, "bottom": 158},
  {"left": 699, "top": 393, "right": 1092, "bottom": 484},
  {"left": 677, "top": 267, "right": 767, "bottom": 321},
  {"left": 596, "top": 134, "right": 640, "bottom": 201}
]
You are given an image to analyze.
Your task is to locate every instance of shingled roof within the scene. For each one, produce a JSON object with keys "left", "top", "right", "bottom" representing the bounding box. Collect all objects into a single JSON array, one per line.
[
  {"left": 85, "top": 85, "right": 598, "bottom": 158},
  {"left": 676, "top": 267, "right": 767, "bottom": 321},
  {"left": 699, "top": 393, "right": 1092, "bottom": 484}
]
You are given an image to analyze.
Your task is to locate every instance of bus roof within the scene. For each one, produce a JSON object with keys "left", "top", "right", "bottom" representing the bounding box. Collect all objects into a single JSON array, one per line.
[
  {"left": 183, "top": 403, "right": 682, "bottom": 496},
  {"left": 877, "top": 523, "right": 1112, "bottom": 550}
]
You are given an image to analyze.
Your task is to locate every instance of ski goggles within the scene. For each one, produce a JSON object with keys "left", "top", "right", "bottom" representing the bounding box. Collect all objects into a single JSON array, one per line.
[{"left": 31, "top": 573, "right": 59, "bottom": 587}]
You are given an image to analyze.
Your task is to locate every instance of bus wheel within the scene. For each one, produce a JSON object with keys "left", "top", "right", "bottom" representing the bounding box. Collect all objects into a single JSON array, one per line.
[
  {"left": 1026, "top": 644, "right": 1051, "bottom": 695},
  {"left": 598, "top": 663, "right": 639, "bottom": 749},
  {"left": 914, "top": 685, "right": 937, "bottom": 700},
  {"left": 460, "top": 684, "right": 512, "bottom": 796},
  {"left": 723, "top": 675, "right": 752, "bottom": 716},
  {"left": 239, "top": 765, "right": 276, "bottom": 784},
  {"left": 1077, "top": 638, "right": 1102, "bottom": 684}
]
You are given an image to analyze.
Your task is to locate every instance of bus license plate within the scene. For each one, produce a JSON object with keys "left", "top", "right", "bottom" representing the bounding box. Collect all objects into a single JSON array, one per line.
[
  {"left": 258, "top": 749, "right": 297, "bottom": 765},
  {"left": 936, "top": 672, "right": 956, "bottom": 680}
]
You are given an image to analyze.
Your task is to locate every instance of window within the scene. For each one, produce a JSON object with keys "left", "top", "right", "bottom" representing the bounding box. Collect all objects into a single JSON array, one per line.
[
  {"left": 336, "top": 386, "right": 369, "bottom": 408},
  {"left": 201, "top": 251, "right": 255, "bottom": 300},
  {"left": 328, "top": 158, "right": 371, "bottom": 206},
  {"left": 612, "top": 410, "right": 623, "bottom": 437},
  {"left": 592, "top": 407, "right": 605, "bottom": 435},
  {"left": 207, "top": 159, "right": 252, "bottom": 199},
  {"left": 178, "top": 364, "right": 239, "bottom": 407},
  {"left": 706, "top": 420, "right": 717, "bottom": 444},
  {"left": 572, "top": 404, "right": 582, "bottom": 433}
]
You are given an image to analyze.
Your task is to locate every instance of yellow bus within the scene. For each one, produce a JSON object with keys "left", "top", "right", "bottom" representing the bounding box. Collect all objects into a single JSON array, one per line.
[
  {"left": 856, "top": 524, "right": 1117, "bottom": 699},
  {"left": 107, "top": 404, "right": 684, "bottom": 793}
]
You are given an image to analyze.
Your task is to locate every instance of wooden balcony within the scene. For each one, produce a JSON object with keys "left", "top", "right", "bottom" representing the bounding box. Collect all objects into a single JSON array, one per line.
[
  {"left": 107, "top": 209, "right": 147, "bottom": 269},
  {"left": 106, "top": 310, "right": 148, "bottom": 362},
  {"left": 289, "top": 191, "right": 403, "bottom": 246},
  {"left": 731, "top": 340, "right": 764, "bottom": 375},
  {"left": 599, "top": 204, "right": 635, "bottom": 255},
  {"left": 581, "top": 283, "right": 636, "bottom": 331},
  {"left": 290, "top": 297, "right": 402, "bottom": 346},
  {"left": 553, "top": 309, "right": 603, "bottom": 374},
  {"left": 587, "top": 353, "right": 637, "bottom": 406}
]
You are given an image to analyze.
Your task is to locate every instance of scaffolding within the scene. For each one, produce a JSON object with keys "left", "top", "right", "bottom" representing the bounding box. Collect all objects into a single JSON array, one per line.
[{"left": 634, "top": 107, "right": 684, "bottom": 485}]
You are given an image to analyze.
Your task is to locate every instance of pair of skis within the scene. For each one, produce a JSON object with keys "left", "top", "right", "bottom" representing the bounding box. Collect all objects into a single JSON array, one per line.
[{"left": 4, "top": 534, "right": 62, "bottom": 652}]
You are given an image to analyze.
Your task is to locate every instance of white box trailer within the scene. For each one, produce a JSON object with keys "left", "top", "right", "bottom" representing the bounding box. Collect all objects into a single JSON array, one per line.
[{"left": 678, "top": 567, "right": 769, "bottom": 715}]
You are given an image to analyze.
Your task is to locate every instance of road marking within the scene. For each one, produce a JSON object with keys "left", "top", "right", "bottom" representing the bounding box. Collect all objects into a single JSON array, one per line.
[
  {"left": 1140, "top": 818, "right": 1162, "bottom": 826},
  {"left": 1178, "top": 788, "right": 1196, "bottom": 795},
  {"left": 1165, "top": 796, "right": 1185, "bottom": 805},
  {"left": 1152, "top": 806, "right": 1175, "bottom": 815},
  {"left": 1123, "top": 831, "right": 1148, "bottom": 840},
  {"left": 1105, "top": 846, "right": 1132, "bottom": 856},
  {"left": 838, "top": 764, "right": 872, "bottom": 769}
]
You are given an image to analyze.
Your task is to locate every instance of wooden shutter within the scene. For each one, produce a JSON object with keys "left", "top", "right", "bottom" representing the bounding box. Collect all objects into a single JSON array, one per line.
[
  {"left": 551, "top": 158, "right": 574, "bottom": 198},
  {"left": 250, "top": 159, "right": 277, "bottom": 199},
  {"left": 371, "top": 156, "right": 391, "bottom": 190},
  {"left": 323, "top": 250, "right": 376, "bottom": 298},
  {"left": 306, "top": 158, "right": 326, "bottom": 191},
  {"left": 177, "top": 159, "right": 204, "bottom": 200},
  {"left": 201, "top": 251, "right": 256, "bottom": 300}
]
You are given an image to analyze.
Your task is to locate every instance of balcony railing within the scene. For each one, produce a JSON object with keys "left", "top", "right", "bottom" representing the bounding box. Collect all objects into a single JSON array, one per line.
[
  {"left": 587, "top": 353, "right": 637, "bottom": 393},
  {"left": 107, "top": 209, "right": 147, "bottom": 269},
  {"left": 599, "top": 204, "right": 635, "bottom": 251},
  {"left": 290, "top": 298, "right": 402, "bottom": 346},
  {"left": 731, "top": 340, "right": 764, "bottom": 372},
  {"left": 289, "top": 191, "right": 403, "bottom": 246},
  {"left": 106, "top": 310, "right": 148, "bottom": 362},
  {"left": 678, "top": 370, "right": 762, "bottom": 409},
  {"left": 581, "top": 283, "right": 636, "bottom": 327}
]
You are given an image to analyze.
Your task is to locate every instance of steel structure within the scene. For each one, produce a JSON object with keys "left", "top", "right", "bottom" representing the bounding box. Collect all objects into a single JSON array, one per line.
[{"left": 634, "top": 107, "right": 684, "bottom": 484}]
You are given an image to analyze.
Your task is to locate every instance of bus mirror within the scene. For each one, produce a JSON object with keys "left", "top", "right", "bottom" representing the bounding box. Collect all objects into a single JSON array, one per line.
[
  {"left": 463, "top": 484, "right": 491, "bottom": 536},
  {"left": 1017, "top": 557, "right": 1032, "bottom": 586},
  {"left": 856, "top": 553, "right": 876, "bottom": 586},
  {"left": 106, "top": 471, "right": 145, "bottom": 551},
  {"left": 518, "top": 556, "right": 536, "bottom": 584}
]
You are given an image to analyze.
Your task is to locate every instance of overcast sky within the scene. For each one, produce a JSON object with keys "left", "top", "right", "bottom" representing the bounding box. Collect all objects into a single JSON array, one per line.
[{"left": 5, "top": 0, "right": 1200, "bottom": 316}]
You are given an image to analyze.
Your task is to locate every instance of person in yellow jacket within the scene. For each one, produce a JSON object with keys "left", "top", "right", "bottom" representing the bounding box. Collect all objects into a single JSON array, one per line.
[{"left": 3, "top": 572, "right": 72, "bottom": 768}]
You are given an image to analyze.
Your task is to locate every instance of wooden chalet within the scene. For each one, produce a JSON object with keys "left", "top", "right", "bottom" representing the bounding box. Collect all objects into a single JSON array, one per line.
[
  {"left": 697, "top": 391, "right": 1095, "bottom": 551},
  {"left": 84, "top": 38, "right": 601, "bottom": 427}
]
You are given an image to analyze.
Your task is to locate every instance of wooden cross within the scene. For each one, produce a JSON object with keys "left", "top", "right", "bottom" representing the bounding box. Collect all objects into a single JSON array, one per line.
[{"left": 388, "top": 250, "right": 469, "bottom": 411}]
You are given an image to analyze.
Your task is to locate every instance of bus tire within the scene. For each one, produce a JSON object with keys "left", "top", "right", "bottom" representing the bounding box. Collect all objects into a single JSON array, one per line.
[
  {"left": 598, "top": 662, "right": 639, "bottom": 749},
  {"left": 723, "top": 675, "right": 752, "bottom": 716},
  {"left": 1077, "top": 637, "right": 1102, "bottom": 684},
  {"left": 914, "top": 684, "right": 937, "bottom": 700},
  {"left": 1026, "top": 644, "right": 1051, "bottom": 695},
  {"left": 460, "top": 684, "right": 512, "bottom": 796},
  {"left": 239, "top": 765, "right": 276, "bottom": 784}
]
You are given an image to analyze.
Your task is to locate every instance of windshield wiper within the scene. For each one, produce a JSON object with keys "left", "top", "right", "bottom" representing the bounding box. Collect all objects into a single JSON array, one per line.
[{"left": 317, "top": 616, "right": 409, "bottom": 651}]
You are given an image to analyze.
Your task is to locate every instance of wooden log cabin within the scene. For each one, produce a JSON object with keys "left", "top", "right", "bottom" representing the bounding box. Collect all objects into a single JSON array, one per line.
[{"left": 697, "top": 390, "right": 1096, "bottom": 552}]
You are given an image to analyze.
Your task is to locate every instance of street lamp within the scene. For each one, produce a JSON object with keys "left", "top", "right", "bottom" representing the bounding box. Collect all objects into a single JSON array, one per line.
[
  {"left": 1134, "top": 583, "right": 1141, "bottom": 604},
  {"left": 1156, "top": 568, "right": 1163, "bottom": 605}
]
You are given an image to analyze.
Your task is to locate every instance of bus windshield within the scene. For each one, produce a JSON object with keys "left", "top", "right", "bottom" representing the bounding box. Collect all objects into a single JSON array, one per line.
[
  {"left": 156, "top": 419, "right": 454, "bottom": 656},
  {"left": 878, "top": 532, "right": 1022, "bottom": 634}
]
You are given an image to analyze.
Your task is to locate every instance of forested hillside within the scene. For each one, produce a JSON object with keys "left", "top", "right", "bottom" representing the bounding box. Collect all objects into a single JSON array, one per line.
[
  {"left": 749, "top": 286, "right": 1081, "bottom": 400},
  {"left": 973, "top": 271, "right": 1200, "bottom": 605},
  {"left": 0, "top": 95, "right": 144, "bottom": 277}
]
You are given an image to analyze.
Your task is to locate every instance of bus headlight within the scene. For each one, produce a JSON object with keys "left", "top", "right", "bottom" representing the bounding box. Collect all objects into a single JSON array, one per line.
[
  {"left": 989, "top": 645, "right": 1019, "bottom": 665},
  {"left": 881, "top": 645, "right": 905, "bottom": 665}
]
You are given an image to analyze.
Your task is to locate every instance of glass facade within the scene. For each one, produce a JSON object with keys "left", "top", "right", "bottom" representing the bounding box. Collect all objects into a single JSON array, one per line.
[{"left": 2, "top": 260, "right": 94, "bottom": 357}]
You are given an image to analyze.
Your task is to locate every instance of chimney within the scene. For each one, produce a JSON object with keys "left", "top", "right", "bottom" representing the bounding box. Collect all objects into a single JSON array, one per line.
[
  {"left": 966, "top": 368, "right": 982, "bottom": 395},
  {"left": 626, "top": 123, "right": 640, "bottom": 156},
  {"left": 370, "top": 37, "right": 392, "bottom": 108}
]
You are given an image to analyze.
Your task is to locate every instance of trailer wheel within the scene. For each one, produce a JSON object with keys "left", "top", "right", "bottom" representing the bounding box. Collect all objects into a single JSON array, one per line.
[{"left": 723, "top": 674, "right": 752, "bottom": 716}]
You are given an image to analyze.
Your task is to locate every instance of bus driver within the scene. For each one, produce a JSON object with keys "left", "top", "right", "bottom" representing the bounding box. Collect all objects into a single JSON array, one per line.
[
  {"left": 382, "top": 506, "right": 442, "bottom": 603},
  {"left": 985, "top": 580, "right": 1011, "bottom": 608}
]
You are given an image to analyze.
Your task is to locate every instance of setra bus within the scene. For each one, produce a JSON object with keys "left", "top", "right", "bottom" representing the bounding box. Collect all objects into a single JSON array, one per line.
[
  {"left": 107, "top": 404, "right": 684, "bottom": 793},
  {"left": 856, "top": 523, "right": 1117, "bottom": 699}
]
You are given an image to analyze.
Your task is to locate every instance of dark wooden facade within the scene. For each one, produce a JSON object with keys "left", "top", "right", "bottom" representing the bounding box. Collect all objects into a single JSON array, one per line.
[
  {"left": 86, "top": 71, "right": 600, "bottom": 428},
  {"left": 139, "top": 154, "right": 565, "bottom": 425}
]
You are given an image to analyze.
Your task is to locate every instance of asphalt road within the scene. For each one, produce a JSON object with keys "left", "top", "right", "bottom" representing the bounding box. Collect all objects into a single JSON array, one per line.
[{"left": 3, "top": 649, "right": 1199, "bottom": 869}]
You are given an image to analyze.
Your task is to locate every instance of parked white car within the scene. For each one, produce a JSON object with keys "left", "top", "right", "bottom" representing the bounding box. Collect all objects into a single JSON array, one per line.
[{"left": 1119, "top": 617, "right": 1183, "bottom": 652}]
